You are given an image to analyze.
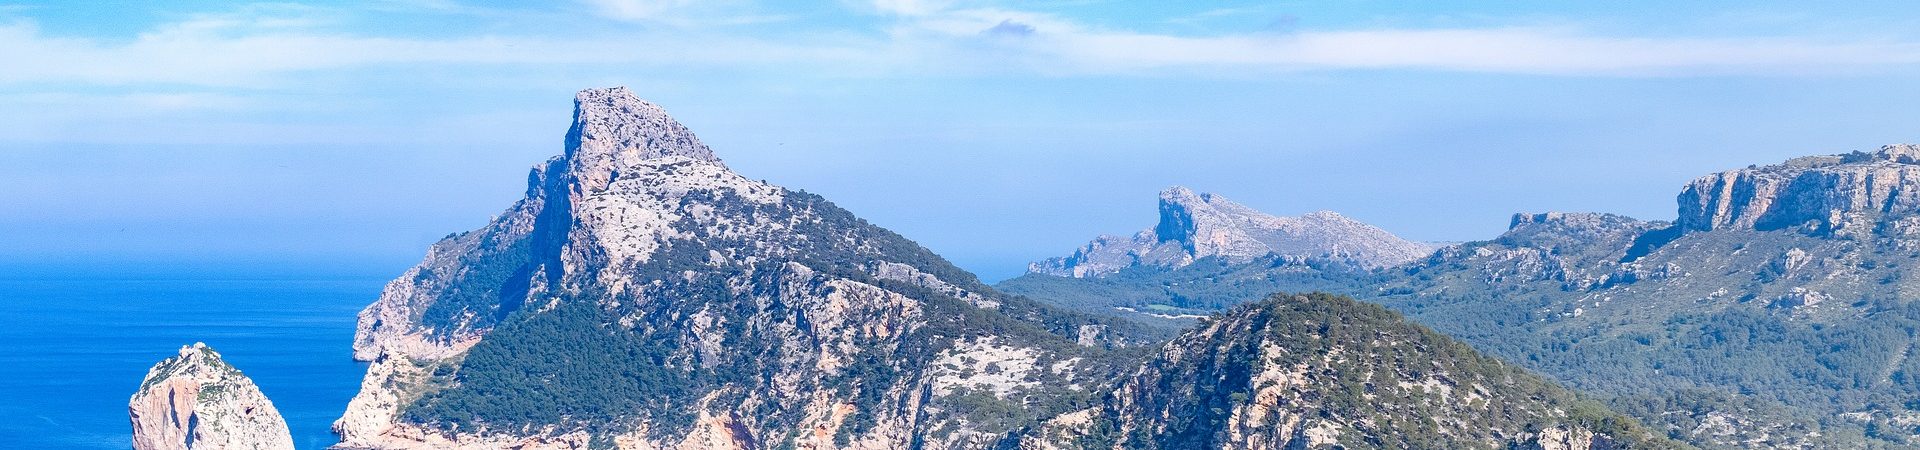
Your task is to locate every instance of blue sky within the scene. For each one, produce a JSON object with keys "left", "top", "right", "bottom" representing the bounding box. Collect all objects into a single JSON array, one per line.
[{"left": 7, "top": 1, "right": 1920, "bottom": 281}]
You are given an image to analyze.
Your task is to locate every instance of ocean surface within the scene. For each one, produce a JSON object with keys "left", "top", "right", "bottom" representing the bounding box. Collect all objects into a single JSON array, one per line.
[{"left": 0, "top": 274, "right": 387, "bottom": 449}]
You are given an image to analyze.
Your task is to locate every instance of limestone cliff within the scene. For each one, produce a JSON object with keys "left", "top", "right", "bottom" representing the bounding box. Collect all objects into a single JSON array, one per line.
[
  {"left": 1678, "top": 144, "right": 1920, "bottom": 236},
  {"left": 129, "top": 343, "right": 294, "bottom": 450},
  {"left": 1367, "top": 145, "right": 1920, "bottom": 449},
  {"left": 334, "top": 87, "right": 1131, "bottom": 449},
  {"left": 1031, "top": 186, "right": 1431, "bottom": 278}
]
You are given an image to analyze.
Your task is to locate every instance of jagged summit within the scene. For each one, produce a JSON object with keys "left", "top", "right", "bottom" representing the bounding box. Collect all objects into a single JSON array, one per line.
[
  {"left": 338, "top": 88, "right": 1134, "bottom": 449},
  {"left": 1032, "top": 186, "right": 1432, "bottom": 277},
  {"left": 564, "top": 87, "right": 720, "bottom": 193},
  {"left": 1678, "top": 143, "right": 1920, "bottom": 235}
]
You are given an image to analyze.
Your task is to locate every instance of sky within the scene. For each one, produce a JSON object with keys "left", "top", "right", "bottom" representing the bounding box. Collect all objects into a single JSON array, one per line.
[{"left": 7, "top": 1, "right": 1920, "bottom": 282}]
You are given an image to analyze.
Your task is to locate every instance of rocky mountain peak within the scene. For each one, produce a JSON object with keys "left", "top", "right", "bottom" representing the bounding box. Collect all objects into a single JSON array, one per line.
[
  {"left": 564, "top": 86, "right": 720, "bottom": 193},
  {"left": 1677, "top": 143, "right": 1920, "bottom": 235},
  {"left": 129, "top": 343, "right": 293, "bottom": 450},
  {"left": 1153, "top": 186, "right": 1269, "bottom": 248},
  {"left": 337, "top": 88, "right": 1138, "bottom": 449},
  {"left": 1032, "top": 187, "right": 1432, "bottom": 277}
]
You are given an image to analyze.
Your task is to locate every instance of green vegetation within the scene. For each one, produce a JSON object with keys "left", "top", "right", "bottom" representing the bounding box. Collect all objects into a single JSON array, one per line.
[
  {"left": 1064, "top": 293, "right": 1681, "bottom": 450},
  {"left": 400, "top": 187, "right": 1148, "bottom": 443},
  {"left": 998, "top": 254, "right": 1377, "bottom": 330},
  {"left": 404, "top": 300, "right": 699, "bottom": 432},
  {"left": 1010, "top": 212, "right": 1920, "bottom": 448}
]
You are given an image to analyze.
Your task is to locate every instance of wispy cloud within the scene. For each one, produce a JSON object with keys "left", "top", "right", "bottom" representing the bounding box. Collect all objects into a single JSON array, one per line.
[
  {"left": 867, "top": 0, "right": 954, "bottom": 17},
  {"left": 1013, "top": 26, "right": 1920, "bottom": 76},
  {"left": 3, "top": 0, "right": 1920, "bottom": 92},
  {"left": 881, "top": 5, "right": 1920, "bottom": 76},
  {"left": 0, "top": 6, "right": 847, "bottom": 87},
  {"left": 578, "top": 0, "right": 787, "bottom": 26},
  {"left": 581, "top": 0, "right": 693, "bottom": 21}
]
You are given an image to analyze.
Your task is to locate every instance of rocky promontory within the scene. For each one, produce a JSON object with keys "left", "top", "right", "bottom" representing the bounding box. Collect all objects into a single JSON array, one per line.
[
  {"left": 1678, "top": 144, "right": 1920, "bottom": 235},
  {"left": 129, "top": 343, "right": 294, "bottom": 450},
  {"left": 1031, "top": 186, "right": 1432, "bottom": 277}
]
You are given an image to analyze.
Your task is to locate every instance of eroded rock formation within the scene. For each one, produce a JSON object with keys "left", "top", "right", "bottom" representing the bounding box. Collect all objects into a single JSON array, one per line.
[
  {"left": 1031, "top": 186, "right": 1432, "bottom": 278},
  {"left": 1679, "top": 144, "right": 1920, "bottom": 236},
  {"left": 129, "top": 343, "right": 293, "bottom": 450}
]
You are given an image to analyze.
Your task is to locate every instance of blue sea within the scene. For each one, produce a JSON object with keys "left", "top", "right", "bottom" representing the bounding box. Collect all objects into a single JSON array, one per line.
[{"left": 0, "top": 272, "right": 387, "bottom": 449}]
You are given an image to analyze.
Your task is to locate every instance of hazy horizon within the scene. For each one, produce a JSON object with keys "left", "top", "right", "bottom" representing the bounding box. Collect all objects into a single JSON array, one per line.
[{"left": 10, "top": 1, "right": 1920, "bottom": 282}]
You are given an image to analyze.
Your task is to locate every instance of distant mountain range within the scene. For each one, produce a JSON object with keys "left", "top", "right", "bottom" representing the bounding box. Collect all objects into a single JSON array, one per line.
[
  {"left": 1005, "top": 187, "right": 1430, "bottom": 322},
  {"left": 1010, "top": 144, "right": 1920, "bottom": 449},
  {"left": 1030, "top": 186, "right": 1433, "bottom": 278},
  {"left": 126, "top": 88, "right": 1681, "bottom": 450}
]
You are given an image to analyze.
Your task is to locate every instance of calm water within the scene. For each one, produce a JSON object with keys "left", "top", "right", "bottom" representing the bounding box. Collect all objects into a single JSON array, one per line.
[{"left": 0, "top": 275, "right": 386, "bottom": 449}]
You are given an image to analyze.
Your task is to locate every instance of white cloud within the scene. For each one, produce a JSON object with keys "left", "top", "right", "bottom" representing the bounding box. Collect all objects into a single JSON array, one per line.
[
  {"left": 580, "top": 0, "right": 696, "bottom": 22},
  {"left": 0, "top": 9, "right": 852, "bottom": 87},
  {"left": 1035, "top": 27, "right": 1920, "bottom": 76},
  {"left": 577, "top": 0, "right": 785, "bottom": 26},
  {"left": 883, "top": 7, "right": 1920, "bottom": 76},
  {"left": 3, "top": 1, "right": 1920, "bottom": 92},
  {"left": 869, "top": 0, "right": 954, "bottom": 16}
]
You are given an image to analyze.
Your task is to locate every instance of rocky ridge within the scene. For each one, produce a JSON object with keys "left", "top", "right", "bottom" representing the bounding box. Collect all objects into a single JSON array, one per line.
[
  {"left": 1021, "top": 293, "right": 1678, "bottom": 450},
  {"left": 333, "top": 87, "right": 1133, "bottom": 449},
  {"left": 1368, "top": 145, "right": 1920, "bottom": 449},
  {"left": 1678, "top": 144, "right": 1920, "bottom": 236},
  {"left": 1006, "top": 144, "right": 1920, "bottom": 449},
  {"left": 129, "top": 343, "right": 294, "bottom": 450},
  {"left": 1030, "top": 186, "right": 1432, "bottom": 278}
]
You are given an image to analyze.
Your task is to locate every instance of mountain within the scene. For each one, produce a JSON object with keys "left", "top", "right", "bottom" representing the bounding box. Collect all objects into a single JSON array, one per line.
[
  {"left": 1004, "top": 187, "right": 1428, "bottom": 322},
  {"left": 320, "top": 87, "right": 1666, "bottom": 449},
  {"left": 1030, "top": 186, "right": 1432, "bottom": 278},
  {"left": 333, "top": 87, "right": 1149, "bottom": 449},
  {"left": 1022, "top": 293, "right": 1681, "bottom": 450},
  {"left": 1012, "top": 145, "right": 1920, "bottom": 448},
  {"left": 1372, "top": 145, "right": 1920, "bottom": 448},
  {"left": 129, "top": 343, "right": 294, "bottom": 450}
]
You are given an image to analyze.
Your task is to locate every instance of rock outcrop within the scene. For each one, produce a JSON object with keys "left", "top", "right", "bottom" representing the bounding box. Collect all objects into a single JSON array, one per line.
[
  {"left": 1365, "top": 145, "right": 1920, "bottom": 449},
  {"left": 1411, "top": 212, "right": 1666, "bottom": 291},
  {"left": 1678, "top": 144, "right": 1920, "bottom": 236},
  {"left": 1031, "top": 186, "right": 1431, "bottom": 278},
  {"left": 129, "top": 343, "right": 294, "bottom": 450},
  {"left": 334, "top": 87, "right": 1130, "bottom": 449},
  {"left": 1022, "top": 293, "right": 1676, "bottom": 450}
]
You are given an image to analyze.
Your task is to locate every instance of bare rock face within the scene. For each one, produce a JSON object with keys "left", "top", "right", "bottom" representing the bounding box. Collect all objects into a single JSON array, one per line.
[
  {"left": 1031, "top": 186, "right": 1432, "bottom": 277},
  {"left": 129, "top": 343, "right": 294, "bottom": 450},
  {"left": 349, "top": 87, "right": 724, "bottom": 364},
  {"left": 1678, "top": 144, "right": 1920, "bottom": 236},
  {"left": 565, "top": 86, "right": 720, "bottom": 192},
  {"left": 334, "top": 87, "right": 1113, "bottom": 449}
]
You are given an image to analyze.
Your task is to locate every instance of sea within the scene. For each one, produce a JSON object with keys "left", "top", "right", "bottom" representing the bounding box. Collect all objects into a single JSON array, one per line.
[{"left": 0, "top": 268, "right": 388, "bottom": 449}]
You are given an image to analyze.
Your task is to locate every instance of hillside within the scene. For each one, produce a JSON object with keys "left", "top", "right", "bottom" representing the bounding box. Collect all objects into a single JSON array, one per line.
[
  {"left": 1373, "top": 147, "right": 1920, "bottom": 448},
  {"left": 1015, "top": 145, "right": 1920, "bottom": 448},
  {"left": 1024, "top": 293, "right": 1682, "bottom": 450}
]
